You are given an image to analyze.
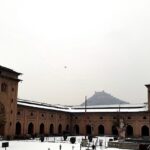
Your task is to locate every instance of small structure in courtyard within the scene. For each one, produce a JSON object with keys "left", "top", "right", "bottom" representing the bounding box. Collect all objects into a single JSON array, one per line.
[{"left": 117, "top": 118, "right": 126, "bottom": 140}]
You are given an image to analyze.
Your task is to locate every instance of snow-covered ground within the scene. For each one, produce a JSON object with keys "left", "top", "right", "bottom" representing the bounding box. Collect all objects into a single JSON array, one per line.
[{"left": 0, "top": 136, "right": 130, "bottom": 150}]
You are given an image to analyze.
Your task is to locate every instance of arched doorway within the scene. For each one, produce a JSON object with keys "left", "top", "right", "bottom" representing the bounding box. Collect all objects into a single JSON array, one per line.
[
  {"left": 74, "top": 124, "right": 80, "bottom": 135},
  {"left": 112, "top": 125, "right": 118, "bottom": 136},
  {"left": 16, "top": 122, "right": 21, "bottom": 135},
  {"left": 40, "top": 123, "right": 44, "bottom": 135},
  {"left": 86, "top": 125, "right": 92, "bottom": 135},
  {"left": 28, "top": 123, "right": 34, "bottom": 135},
  {"left": 58, "top": 124, "right": 62, "bottom": 134},
  {"left": 66, "top": 124, "right": 69, "bottom": 132},
  {"left": 126, "top": 125, "right": 133, "bottom": 137},
  {"left": 98, "top": 125, "right": 105, "bottom": 135},
  {"left": 141, "top": 125, "right": 149, "bottom": 136},
  {"left": 49, "top": 124, "right": 54, "bottom": 135},
  {"left": 0, "top": 102, "right": 5, "bottom": 136}
]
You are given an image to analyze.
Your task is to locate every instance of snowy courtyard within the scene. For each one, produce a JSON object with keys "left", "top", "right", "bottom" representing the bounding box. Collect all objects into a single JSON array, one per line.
[{"left": 0, "top": 136, "right": 130, "bottom": 150}]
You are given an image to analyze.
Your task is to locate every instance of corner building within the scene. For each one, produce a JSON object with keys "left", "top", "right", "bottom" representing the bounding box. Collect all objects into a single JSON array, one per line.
[
  {"left": 1, "top": 66, "right": 150, "bottom": 138},
  {"left": 0, "top": 66, "right": 21, "bottom": 136}
]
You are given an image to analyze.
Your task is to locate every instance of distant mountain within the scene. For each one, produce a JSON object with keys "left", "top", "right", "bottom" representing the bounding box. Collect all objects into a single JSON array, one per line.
[{"left": 81, "top": 91, "right": 129, "bottom": 106}]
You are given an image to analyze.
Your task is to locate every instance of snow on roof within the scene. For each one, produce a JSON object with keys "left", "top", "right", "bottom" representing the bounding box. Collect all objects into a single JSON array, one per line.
[
  {"left": 17, "top": 99, "right": 148, "bottom": 113},
  {"left": 17, "top": 99, "right": 70, "bottom": 112}
]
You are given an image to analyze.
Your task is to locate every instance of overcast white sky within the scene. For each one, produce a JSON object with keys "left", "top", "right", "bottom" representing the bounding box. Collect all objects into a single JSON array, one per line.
[{"left": 0, "top": 0, "right": 150, "bottom": 105}]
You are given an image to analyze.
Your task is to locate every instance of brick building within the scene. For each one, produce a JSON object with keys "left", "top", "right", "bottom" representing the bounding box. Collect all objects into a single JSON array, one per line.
[
  {"left": 0, "top": 66, "right": 21, "bottom": 137},
  {"left": 0, "top": 65, "right": 150, "bottom": 138}
]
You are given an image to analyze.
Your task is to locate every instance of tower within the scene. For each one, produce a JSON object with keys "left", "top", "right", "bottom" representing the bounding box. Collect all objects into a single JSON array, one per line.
[
  {"left": 0, "top": 66, "right": 21, "bottom": 137},
  {"left": 145, "top": 84, "right": 150, "bottom": 111}
]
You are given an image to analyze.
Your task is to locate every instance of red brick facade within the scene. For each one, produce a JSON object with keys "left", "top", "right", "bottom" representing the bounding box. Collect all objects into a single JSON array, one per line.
[{"left": 1, "top": 66, "right": 150, "bottom": 138}]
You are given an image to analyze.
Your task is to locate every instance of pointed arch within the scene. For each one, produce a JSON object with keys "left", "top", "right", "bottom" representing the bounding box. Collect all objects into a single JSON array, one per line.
[
  {"left": 112, "top": 125, "right": 118, "bottom": 136},
  {"left": 74, "top": 124, "right": 80, "bottom": 135},
  {"left": 28, "top": 122, "right": 34, "bottom": 135},
  {"left": 0, "top": 102, "right": 5, "bottom": 136},
  {"left": 66, "top": 124, "right": 69, "bottom": 132},
  {"left": 49, "top": 124, "right": 54, "bottom": 135},
  {"left": 58, "top": 124, "right": 62, "bottom": 134},
  {"left": 141, "top": 125, "right": 149, "bottom": 136},
  {"left": 86, "top": 125, "right": 92, "bottom": 135},
  {"left": 98, "top": 125, "right": 105, "bottom": 135},
  {"left": 40, "top": 123, "right": 44, "bottom": 135},
  {"left": 16, "top": 122, "right": 21, "bottom": 135},
  {"left": 126, "top": 125, "right": 133, "bottom": 137}
]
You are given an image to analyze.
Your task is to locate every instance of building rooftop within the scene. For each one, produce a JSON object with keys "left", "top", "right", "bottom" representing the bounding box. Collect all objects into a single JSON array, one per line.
[
  {"left": 17, "top": 98, "right": 148, "bottom": 113},
  {"left": 0, "top": 65, "right": 22, "bottom": 75}
]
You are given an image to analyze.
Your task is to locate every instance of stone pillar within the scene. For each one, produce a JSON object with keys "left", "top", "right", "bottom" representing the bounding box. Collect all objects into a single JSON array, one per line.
[{"left": 145, "top": 84, "right": 150, "bottom": 111}]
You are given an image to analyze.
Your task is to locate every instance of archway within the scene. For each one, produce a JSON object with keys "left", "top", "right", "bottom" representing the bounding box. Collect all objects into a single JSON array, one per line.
[
  {"left": 141, "top": 125, "right": 149, "bottom": 136},
  {"left": 98, "top": 125, "right": 105, "bottom": 135},
  {"left": 40, "top": 123, "right": 44, "bottom": 135},
  {"left": 28, "top": 123, "right": 34, "bottom": 135},
  {"left": 16, "top": 122, "right": 21, "bottom": 135},
  {"left": 112, "top": 125, "right": 118, "bottom": 136},
  {"left": 58, "top": 124, "right": 62, "bottom": 134},
  {"left": 0, "top": 102, "right": 5, "bottom": 136},
  {"left": 66, "top": 124, "right": 69, "bottom": 132},
  {"left": 74, "top": 124, "right": 80, "bottom": 135},
  {"left": 49, "top": 124, "right": 54, "bottom": 135},
  {"left": 86, "top": 125, "right": 92, "bottom": 135},
  {"left": 126, "top": 125, "right": 133, "bottom": 137}
]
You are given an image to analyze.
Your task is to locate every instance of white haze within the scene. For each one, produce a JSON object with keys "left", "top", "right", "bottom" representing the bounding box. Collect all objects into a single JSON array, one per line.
[{"left": 0, "top": 0, "right": 150, "bottom": 105}]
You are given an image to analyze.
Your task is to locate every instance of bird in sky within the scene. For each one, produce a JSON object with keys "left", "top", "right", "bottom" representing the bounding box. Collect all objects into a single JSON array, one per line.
[{"left": 64, "top": 66, "right": 67, "bottom": 69}]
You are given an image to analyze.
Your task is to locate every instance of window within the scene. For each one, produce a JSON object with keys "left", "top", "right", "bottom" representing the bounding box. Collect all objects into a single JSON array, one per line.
[
  {"left": 17, "top": 111, "right": 20, "bottom": 115},
  {"left": 11, "top": 99, "right": 13, "bottom": 103},
  {"left": 31, "top": 112, "right": 33, "bottom": 116},
  {"left": 128, "top": 117, "right": 131, "bottom": 119},
  {"left": 51, "top": 114, "right": 53, "bottom": 118},
  {"left": 143, "top": 116, "right": 147, "bottom": 119},
  {"left": 42, "top": 114, "right": 44, "bottom": 117},
  {"left": 1, "top": 83, "right": 7, "bottom": 92},
  {"left": 100, "top": 117, "right": 103, "bottom": 119},
  {"left": 12, "top": 88, "right": 14, "bottom": 92}
]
